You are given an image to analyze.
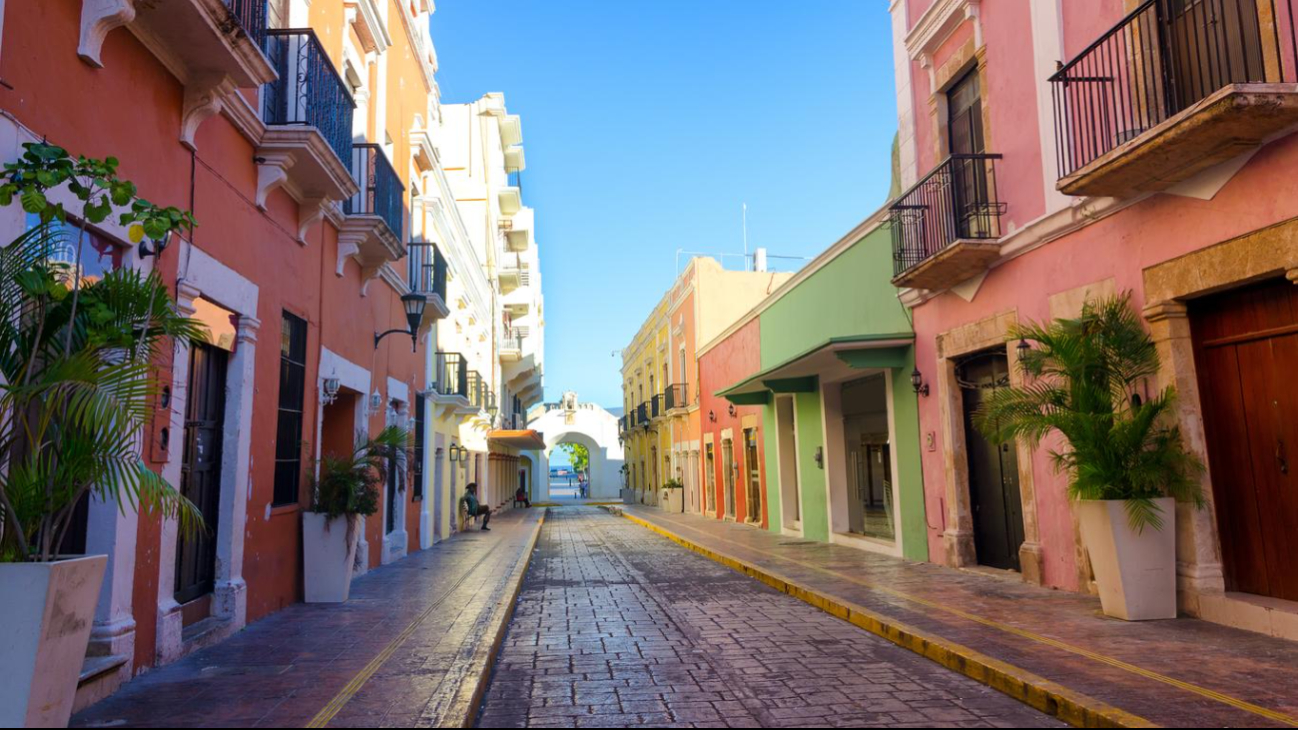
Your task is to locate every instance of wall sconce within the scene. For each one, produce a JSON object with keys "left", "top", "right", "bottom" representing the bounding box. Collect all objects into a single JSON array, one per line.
[
  {"left": 449, "top": 444, "right": 461, "bottom": 462},
  {"left": 1016, "top": 338, "right": 1031, "bottom": 360},
  {"left": 322, "top": 377, "right": 341, "bottom": 405},
  {"left": 708, "top": 410, "right": 716, "bottom": 422},
  {"left": 814, "top": 446, "right": 824, "bottom": 470},
  {"left": 137, "top": 231, "right": 171, "bottom": 260},
  {"left": 727, "top": 403, "right": 737, "bottom": 417},
  {"left": 911, "top": 368, "right": 929, "bottom": 397},
  {"left": 369, "top": 390, "right": 383, "bottom": 413},
  {"left": 375, "top": 292, "right": 428, "bottom": 352}
]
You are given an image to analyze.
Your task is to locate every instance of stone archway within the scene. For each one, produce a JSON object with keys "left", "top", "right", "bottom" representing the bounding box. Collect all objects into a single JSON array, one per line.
[{"left": 528, "top": 393, "right": 624, "bottom": 501}]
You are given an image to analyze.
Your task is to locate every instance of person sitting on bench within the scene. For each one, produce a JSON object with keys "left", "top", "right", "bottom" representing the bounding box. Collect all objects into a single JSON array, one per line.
[
  {"left": 514, "top": 486, "right": 531, "bottom": 508},
  {"left": 459, "top": 483, "right": 491, "bottom": 531}
]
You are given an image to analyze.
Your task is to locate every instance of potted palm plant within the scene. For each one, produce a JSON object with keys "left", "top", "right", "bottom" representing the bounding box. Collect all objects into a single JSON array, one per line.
[
  {"left": 975, "top": 294, "right": 1203, "bottom": 620},
  {"left": 303, "top": 426, "right": 408, "bottom": 603},
  {"left": 0, "top": 143, "right": 204, "bottom": 727}
]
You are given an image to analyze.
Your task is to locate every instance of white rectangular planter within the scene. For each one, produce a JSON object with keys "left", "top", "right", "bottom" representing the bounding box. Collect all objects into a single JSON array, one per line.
[
  {"left": 1077, "top": 497, "right": 1177, "bottom": 620},
  {"left": 659, "top": 488, "right": 684, "bottom": 513},
  {"left": 302, "top": 513, "right": 361, "bottom": 603},
  {"left": 0, "top": 555, "right": 107, "bottom": 728}
]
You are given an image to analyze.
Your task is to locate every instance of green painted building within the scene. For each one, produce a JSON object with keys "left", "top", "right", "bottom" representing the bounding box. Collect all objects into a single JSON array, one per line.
[{"left": 713, "top": 213, "right": 928, "bottom": 561}]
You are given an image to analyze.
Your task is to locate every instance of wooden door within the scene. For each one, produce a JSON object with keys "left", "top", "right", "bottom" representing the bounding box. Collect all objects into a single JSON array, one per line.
[
  {"left": 723, "top": 440, "right": 736, "bottom": 518},
  {"left": 1192, "top": 278, "right": 1298, "bottom": 601},
  {"left": 175, "top": 342, "right": 227, "bottom": 605},
  {"left": 959, "top": 351, "right": 1025, "bottom": 571},
  {"left": 744, "top": 429, "right": 762, "bottom": 523}
]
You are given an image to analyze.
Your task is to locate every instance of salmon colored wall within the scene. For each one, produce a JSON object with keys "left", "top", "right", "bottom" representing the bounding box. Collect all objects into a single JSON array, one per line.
[
  {"left": 913, "top": 133, "right": 1298, "bottom": 589},
  {"left": 3, "top": 0, "right": 426, "bottom": 668},
  {"left": 699, "top": 318, "right": 767, "bottom": 526}
]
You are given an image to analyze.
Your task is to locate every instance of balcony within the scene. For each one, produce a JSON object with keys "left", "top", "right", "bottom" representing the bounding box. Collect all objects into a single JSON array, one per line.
[
  {"left": 1050, "top": 0, "right": 1298, "bottom": 198},
  {"left": 407, "top": 243, "right": 449, "bottom": 325},
  {"left": 504, "top": 225, "right": 532, "bottom": 253},
  {"left": 664, "top": 383, "right": 688, "bottom": 413},
  {"left": 500, "top": 327, "right": 528, "bottom": 362},
  {"left": 432, "top": 352, "right": 469, "bottom": 403},
  {"left": 80, "top": 1, "right": 276, "bottom": 144},
  {"left": 651, "top": 394, "right": 663, "bottom": 420},
  {"left": 339, "top": 144, "right": 405, "bottom": 287},
  {"left": 257, "top": 29, "right": 358, "bottom": 230},
  {"left": 499, "top": 263, "right": 530, "bottom": 295},
  {"left": 466, "top": 371, "right": 487, "bottom": 413},
  {"left": 889, "top": 154, "right": 1005, "bottom": 291},
  {"left": 498, "top": 186, "right": 522, "bottom": 217},
  {"left": 636, "top": 402, "right": 650, "bottom": 429}
]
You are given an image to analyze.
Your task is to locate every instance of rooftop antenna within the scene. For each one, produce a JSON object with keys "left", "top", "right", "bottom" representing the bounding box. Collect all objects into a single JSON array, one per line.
[{"left": 742, "top": 203, "right": 749, "bottom": 271}]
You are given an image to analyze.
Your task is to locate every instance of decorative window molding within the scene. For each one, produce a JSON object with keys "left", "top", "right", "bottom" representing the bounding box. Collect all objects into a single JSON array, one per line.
[{"left": 905, "top": 0, "right": 981, "bottom": 65}]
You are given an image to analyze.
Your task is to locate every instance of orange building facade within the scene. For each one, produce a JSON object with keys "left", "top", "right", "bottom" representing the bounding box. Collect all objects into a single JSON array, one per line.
[{"left": 0, "top": 0, "right": 479, "bottom": 703}]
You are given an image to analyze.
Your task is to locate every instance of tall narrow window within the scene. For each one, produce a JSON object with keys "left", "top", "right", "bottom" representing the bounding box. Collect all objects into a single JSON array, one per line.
[
  {"left": 273, "top": 312, "right": 307, "bottom": 506},
  {"left": 705, "top": 443, "right": 716, "bottom": 514},
  {"left": 413, "top": 393, "right": 425, "bottom": 501}
]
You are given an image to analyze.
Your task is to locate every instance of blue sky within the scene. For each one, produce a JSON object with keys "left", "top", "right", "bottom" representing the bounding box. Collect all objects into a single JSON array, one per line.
[{"left": 431, "top": 2, "right": 898, "bottom": 408}]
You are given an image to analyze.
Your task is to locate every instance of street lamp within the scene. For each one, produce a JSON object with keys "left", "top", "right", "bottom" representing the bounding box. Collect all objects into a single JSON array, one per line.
[{"left": 375, "top": 292, "right": 428, "bottom": 351}]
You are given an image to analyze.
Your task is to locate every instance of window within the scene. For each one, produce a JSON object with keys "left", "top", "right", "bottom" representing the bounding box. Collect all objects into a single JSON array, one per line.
[
  {"left": 413, "top": 393, "right": 425, "bottom": 501},
  {"left": 272, "top": 312, "right": 307, "bottom": 506},
  {"left": 705, "top": 443, "right": 716, "bottom": 513},
  {"left": 27, "top": 213, "right": 124, "bottom": 285}
]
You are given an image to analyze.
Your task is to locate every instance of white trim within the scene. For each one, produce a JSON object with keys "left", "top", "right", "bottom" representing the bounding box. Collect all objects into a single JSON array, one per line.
[
  {"left": 156, "top": 243, "right": 261, "bottom": 664},
  {"left": 1029, "top": 0, "right": 1070, "bottom": 216},
  {"left": 387, "top": 375, "right": 410, "bottom": 404}
]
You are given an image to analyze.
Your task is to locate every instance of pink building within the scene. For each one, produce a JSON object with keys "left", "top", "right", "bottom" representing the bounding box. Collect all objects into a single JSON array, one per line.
[{"left": 890, "top": 0, "right": 1298, "bottom": 639}]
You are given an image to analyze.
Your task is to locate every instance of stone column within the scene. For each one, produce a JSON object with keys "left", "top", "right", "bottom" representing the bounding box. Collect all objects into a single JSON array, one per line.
[
  {"left": 212, "top": 315, "right": 260, "bottom": 628},
  {"left": 1143, "top": 300, "right": 1226, "bottom": 614}
]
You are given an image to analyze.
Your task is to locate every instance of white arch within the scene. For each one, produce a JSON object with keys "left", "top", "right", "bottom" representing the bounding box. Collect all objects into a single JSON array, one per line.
[{"left": 528, "top": 397, "right": 624, "bottom": 501}]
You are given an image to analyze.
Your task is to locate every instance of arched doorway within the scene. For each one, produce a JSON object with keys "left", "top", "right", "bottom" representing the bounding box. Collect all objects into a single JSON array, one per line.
[{"left": 528, "top": 394, "right": 624, "bottom": 501}]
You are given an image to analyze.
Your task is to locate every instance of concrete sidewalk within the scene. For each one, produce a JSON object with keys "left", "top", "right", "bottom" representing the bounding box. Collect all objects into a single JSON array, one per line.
[
  {"left": 615, "top": 505, "right": 1298, "bottom": 728},
  {"left": 72, "top": 507, "right": 545, "bottom": 728}
]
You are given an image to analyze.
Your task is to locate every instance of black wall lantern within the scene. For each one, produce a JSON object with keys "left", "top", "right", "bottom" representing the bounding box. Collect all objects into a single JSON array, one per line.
[
  {"left": 375, "top": 292, "right": 428, "bottom": 352},
  {"left": 911, "top": 368, "right": 929, "bottom": 397},
  {"left": 1016, "top": 338, "right": 1031, "bottom": 360}
]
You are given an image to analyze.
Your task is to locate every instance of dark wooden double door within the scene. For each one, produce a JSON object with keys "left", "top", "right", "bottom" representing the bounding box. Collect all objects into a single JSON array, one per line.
[
  {"left": 1192, "top": 278, "right": 1298, "bottom": 602},
  {"left": 959, "top": 351, "right": 1025, "bottom": 572},
  {"left": 175, "top": 342, "right": 228, "bottom": 605}
]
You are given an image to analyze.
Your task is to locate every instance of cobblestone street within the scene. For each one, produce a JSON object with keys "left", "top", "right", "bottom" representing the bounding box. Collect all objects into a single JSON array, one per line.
[{"left": 478, "top": 508, "right": 1060, "bottom": 728}]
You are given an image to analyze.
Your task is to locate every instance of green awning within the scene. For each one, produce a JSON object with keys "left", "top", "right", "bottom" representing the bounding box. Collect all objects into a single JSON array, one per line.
[{"left": 717, "top": 333, "right": 913, "bottom": 405}]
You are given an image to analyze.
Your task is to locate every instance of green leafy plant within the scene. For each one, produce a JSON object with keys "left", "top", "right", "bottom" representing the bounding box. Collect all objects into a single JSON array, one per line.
[
  {"left": 663, "top": 478, "right": 684, "bottom": 490},
  {"left": 974, "top": 294, "right": 1204, "bottom": 531},
  {"left": 308, "top": 426, "right": 411, "bottom": 521},
  {"left": 557, "top": 442, "right": 590, "bottom": 475},
  {"left": 0, "top": 142, "right": 206, "bottom": 563}
]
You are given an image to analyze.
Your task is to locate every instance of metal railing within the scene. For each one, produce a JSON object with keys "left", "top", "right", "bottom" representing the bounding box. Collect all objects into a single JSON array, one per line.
[
  {"left": 889, "top": 154, "right": 1004, "bottom": 278},
  {"left": 467, "top": 371, "right": 486, "bottom": 410},
  {"left": 1049, "top": 0, "right": 1298, "bottom": 178},
  {"left": 407, "top": 243, "right": 447, "bottom": 301},
  {"left": 636, "top": 402, "right": 649, "bottom": 427},
  {"left": 651, "top": 394, "right": 663, "bottom": 419},
  {"left": 433, "top": 352, "right": 468, "bottom": 399},
  {"left": 664, "top": 383, "right": 688, "bottom": 411},
  {"left": 346, "top": 144, "right": 405, "bottom": 239},
  {"left": 262, "top": 29, "right": 354, "bottom": 167},
  {"left": 500, "top": 327, "right": 526, "bottom": 352},
  {"left": 226, "top": 0, "right": 268, "bottom": 50}
]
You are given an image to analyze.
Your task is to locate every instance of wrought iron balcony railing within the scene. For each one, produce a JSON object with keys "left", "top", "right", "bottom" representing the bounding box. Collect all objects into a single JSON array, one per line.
[
  {"left": 1049, "top": 0, "right": 1298, "bottom": 179},
  {"left": 345, "top": 143, "right": 405, "bottom": 239},
  {"left": 407, "top": 243, "right": 447, "bottom": 301},
  {"left": 227, "top": 0, "right": 269, "bottom": 51},
  {"left": 262, "top": 29, "right": 354, "bottom": 166},
  {"left": 467, "top": 371, "right": 486, "bottom": 410},
  {"left": 664, "top": 383, "right": 688, "bottom": 411},
  {"left": 889, "top": 154, "right": 1004, "bottom": 278},
  {"left": 636, "top": 402, "right": 649, "bottom": 427},
  {"left": 651, "top": 394, "right": 663, "bottom": 419},
  {"left": 433, "top": 352, "right": 468, "bottom": 399}
]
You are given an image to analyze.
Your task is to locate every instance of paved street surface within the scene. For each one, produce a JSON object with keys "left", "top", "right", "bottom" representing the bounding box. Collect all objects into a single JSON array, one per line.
[
  {"left": 72, "top": 509, "right": 543, "bottom": 728},
  {"left": 620, "top": 506, "right": 1298, "bottom": 728},
  {"left": 478, "top": 507, "right": 1059, "bottom": 728}
]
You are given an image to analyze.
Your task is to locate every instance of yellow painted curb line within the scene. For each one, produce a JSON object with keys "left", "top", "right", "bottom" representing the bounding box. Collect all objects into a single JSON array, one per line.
[
  {"left": 303, "top": 511, "right": 546, "bottom": 729},
  {"left": 613, "top": 508, "right": 1152, "bottom": 729}
]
